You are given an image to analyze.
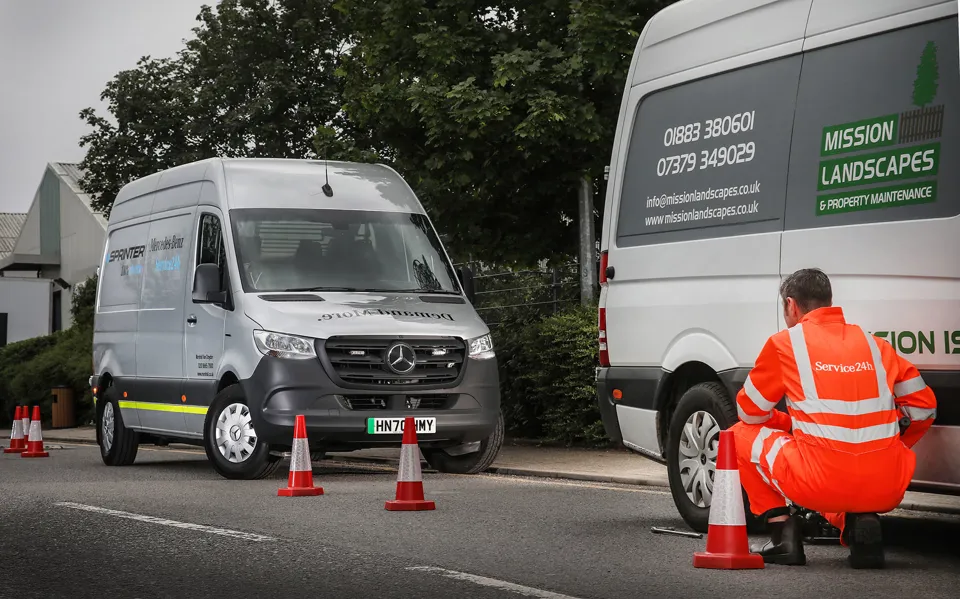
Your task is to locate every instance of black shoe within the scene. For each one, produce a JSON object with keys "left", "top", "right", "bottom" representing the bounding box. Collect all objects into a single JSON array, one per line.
[
  {"left": 844, "top": 513, "right": 885, "bottom": 569},
  {"left": 752, "top": 515, "right": 807, "bottom": 566}
]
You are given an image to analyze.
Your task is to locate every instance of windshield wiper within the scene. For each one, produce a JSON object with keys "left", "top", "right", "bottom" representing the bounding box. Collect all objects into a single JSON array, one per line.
[{"left": 403, "top": 288, "right": 462, "bottom": 295}]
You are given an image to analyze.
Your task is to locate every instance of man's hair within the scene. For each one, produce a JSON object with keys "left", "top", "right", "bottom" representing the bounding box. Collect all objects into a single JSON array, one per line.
[{"left": 780, "top": 268, "right": 832, "bottom": 313}]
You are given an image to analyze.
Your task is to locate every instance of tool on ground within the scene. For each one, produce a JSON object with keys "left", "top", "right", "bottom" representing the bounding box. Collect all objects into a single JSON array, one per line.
[
  {"left": 278, "top": 414, "right": 324, "bottom": 496},
  {"left": 21, "top": 406, "right": 49, "bottom": 458},
  {"left": 385, "top": 416, "right": 435, "bottom": 511},
  {"left": 651, "top": 526, "right": 703, "bottom": 539},
  {"left": 693, "top": 429, "right": 765, "bottom": 569},
  {"left": 4, "top": 406, "right": 25, "bottom": 454}
]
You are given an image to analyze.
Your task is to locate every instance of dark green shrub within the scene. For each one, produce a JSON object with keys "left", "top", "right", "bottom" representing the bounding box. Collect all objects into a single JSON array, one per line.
[{"left": 494, "top": 303, "right": 607, "bottom": 446}]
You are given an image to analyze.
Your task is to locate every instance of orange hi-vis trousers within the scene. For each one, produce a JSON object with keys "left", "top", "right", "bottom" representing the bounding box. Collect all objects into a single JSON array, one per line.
[
  {"left": 731, "top": 307, "right": 937, "bottom": 540},
  {"left": 731, "top": 421, "right": 916, "bottom": 537}
]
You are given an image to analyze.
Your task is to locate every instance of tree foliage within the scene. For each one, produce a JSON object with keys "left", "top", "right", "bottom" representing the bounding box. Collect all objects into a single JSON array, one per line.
[
  {"left": 912, "top": 40, "right": 940, "bottom": 108},
  {"left": 78, "top": 0, "right": 366, "bottom": 218},
  {"left": 78, "top": 0, "right": 670, "bottom": 258},
  {"left": 335, "top": 0, "right": 668, "bottom": 263}
]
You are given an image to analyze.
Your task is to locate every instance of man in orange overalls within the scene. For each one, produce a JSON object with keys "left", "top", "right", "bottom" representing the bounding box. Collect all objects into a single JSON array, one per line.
[{"left": 730, "top": 268, "right": 937, "bottom": 568}]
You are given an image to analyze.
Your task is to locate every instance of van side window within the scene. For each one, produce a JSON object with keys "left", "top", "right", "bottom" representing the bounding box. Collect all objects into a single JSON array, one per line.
[
  {"left": 614, "top": 55, "right": 802, "bottom": 248},
  {"left": 198, "top": 213, "right": 227, "bottom": 288},
  {"left": 784, "top": 17, "right": 958, "bottom": 230}
]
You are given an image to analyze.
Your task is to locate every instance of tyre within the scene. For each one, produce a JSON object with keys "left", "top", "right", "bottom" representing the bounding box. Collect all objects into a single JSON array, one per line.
[
  {"left": 422, "top": 411, "right": 505, "bottom": 474},
  {"left": 665, "top": 382, "right": 764, "bottom": 534},
  {"left": 203, "top": 384, "right": 282, "bottom": 480},
  {"left": 96, "top": 387, "right": 140, "bottom": 466}
]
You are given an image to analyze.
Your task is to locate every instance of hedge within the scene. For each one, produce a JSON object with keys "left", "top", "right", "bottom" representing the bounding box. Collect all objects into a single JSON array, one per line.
[
  {"left": 494, "top": 303, "right": 608, "bottom": 446},
  {"left": 0, "top": 276, "right": 97, "bottom": 427}
]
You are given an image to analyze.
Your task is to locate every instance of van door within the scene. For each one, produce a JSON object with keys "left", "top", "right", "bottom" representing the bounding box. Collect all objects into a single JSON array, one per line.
[
  {"left": 136, "top": 207, "right": 196, "bottom": 434},
  {"left": 182, "top": 206, "right": 228, "bottom": 436}
]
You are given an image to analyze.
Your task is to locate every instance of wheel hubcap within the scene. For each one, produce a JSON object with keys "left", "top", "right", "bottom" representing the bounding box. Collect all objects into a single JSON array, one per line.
[
  {"left": 102, "top": 402, "right": 115, "bottom": 453},
  {"left": 216, "top": 403, "right": 257, "bottom": 463},
  {"left": 678, "top": 410, "right": 720, "bottom": 508}
]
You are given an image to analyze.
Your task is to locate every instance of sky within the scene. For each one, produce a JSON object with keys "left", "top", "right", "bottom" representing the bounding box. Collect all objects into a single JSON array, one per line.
[{"left": 0, "top": 0, "right": 211, "bottom": 214}]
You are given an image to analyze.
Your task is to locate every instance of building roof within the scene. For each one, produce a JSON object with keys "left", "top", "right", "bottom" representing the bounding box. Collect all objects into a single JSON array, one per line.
[{"left": 0, "top": 212, "right": 28, "bottom": 258}]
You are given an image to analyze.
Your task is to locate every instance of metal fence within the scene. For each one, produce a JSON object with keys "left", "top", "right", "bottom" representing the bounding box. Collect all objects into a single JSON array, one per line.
[{"left": 454, "top": 262, "right": 583, "bottom": 328}]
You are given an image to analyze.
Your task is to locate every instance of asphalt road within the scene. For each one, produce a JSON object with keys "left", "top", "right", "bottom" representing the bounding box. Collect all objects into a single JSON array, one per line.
[{"left": 1, "top": 443, "right": 958, "bottom": 599}]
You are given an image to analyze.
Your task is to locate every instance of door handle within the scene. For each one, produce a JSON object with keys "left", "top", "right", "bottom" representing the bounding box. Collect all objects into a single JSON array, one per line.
[{"left": 187, "top": 315, "right": 198, "bottom": 326}]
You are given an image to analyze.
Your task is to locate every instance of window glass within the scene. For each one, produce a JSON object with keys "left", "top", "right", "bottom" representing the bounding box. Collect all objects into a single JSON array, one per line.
[
  {"left": 615, "top": 55, "right": 803, "bottom": 247},
  {"left": 229, "top": 208, "right": 461, "bottom": 294},
  {"left": 784, "top": 17, "right": 958, "bottom": 229},
  {"left": 197, "top": 213, "right": 227, "bottom": 288}
]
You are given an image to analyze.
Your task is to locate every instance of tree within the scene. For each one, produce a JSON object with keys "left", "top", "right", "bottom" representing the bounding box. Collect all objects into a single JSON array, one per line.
[
  {"left": 78, "top": 0, "right": 364, "bottom": 218},
  {"left": 912, "top": 40, "right": 940, "bottom": 108},
  {"left": 334, "top": 0, "right": 670, "bottom": 264}
]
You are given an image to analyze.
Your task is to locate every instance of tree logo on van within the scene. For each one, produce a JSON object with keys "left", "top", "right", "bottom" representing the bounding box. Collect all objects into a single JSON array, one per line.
[{"left": 912, "top": 41, "right": 939, "bottom": 108}]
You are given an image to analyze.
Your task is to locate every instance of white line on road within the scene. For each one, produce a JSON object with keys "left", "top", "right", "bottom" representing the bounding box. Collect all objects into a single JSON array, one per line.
[
  {"left": 54, "top": 502, "right": 275, "bottom": 542},
  {"left": 407, "top": 566, "right": 584, "bottom": 599}
]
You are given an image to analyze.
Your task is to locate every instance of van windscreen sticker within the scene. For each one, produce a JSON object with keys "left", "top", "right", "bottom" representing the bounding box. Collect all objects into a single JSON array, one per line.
[{"left": 319, "top": 308, "right": 454, "bottom": 322}]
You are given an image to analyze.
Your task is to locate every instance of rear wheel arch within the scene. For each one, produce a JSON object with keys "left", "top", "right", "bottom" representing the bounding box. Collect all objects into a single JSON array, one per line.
[{"left": 655, "top": 361, "right": 726, "bottom": 453}]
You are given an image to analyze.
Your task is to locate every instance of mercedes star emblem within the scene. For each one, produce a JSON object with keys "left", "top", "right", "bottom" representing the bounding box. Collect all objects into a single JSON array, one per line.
[{"left": 386, "top": 342, "right": 417, "bottom": 374}]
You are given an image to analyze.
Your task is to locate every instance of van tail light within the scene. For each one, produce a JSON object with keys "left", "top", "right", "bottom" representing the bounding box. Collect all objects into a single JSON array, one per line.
[
  {"left": 598, "top": 307, "right": 610, "bottom": 367},
  {"left": 599, "top": 251, "right": 608, "bottom": 285}
]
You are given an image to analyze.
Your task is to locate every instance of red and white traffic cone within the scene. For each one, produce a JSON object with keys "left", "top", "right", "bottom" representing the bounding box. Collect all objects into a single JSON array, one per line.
[
  {"left": 278, "top": 414, "right": 323, "bottom": 496},
  {"left": 4, "top": 406, "right": 25, "bottom": 453},
  {"left": 693, "top": 429, "right": 764, "bottom": 569},
  {"left": 20, "top": 405, "right": 30, "bottom": 442},
  {"left": 21, "top": 406, "right": 49, "bottom": 458},
  {"left": 385, "top": 416, "right": 435, "bottom": 511}
]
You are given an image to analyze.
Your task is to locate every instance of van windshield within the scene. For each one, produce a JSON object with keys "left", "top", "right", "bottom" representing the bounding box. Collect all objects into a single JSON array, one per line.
[{"left": 229, "top": 208, "right": 462, "bottom": 295}]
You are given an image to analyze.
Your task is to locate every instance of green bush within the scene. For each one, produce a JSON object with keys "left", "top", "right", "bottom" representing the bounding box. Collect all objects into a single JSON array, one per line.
[
  {"left": 494, "top": 303, "right": 608, "bottom": 446},
  {"left": 0, "top": 275, "right": 97, "bottom": 427}
]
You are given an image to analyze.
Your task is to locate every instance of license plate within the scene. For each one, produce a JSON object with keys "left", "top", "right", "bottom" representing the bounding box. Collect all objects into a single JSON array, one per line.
[{"left": 366, "top": 417, "right": 437, "bottom": 435}]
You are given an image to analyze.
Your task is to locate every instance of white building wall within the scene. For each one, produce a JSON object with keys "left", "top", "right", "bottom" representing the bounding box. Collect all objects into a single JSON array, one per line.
[
  {"left": 57, "top": 178, "right": 106, "bottom": 329},
  {"left": 0, "top": 278, "right": 50, "bottom": 344}
]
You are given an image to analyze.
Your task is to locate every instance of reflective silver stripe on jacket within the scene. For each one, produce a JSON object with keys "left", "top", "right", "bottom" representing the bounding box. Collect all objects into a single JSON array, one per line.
[
  {"left": 743, "top": 374, "right": 778, "bottom": 412},
  {"left": 737, "top": 402, "right": 772, "bottom": 424},
  {"left": 894, "top": 375, "right": 927, "bottom": 397},
  {"left": 902, "top": 406, "right": 937, "bottom": 421},
  {"left": 750, "top": 426, "right": 793, "bottom": 503},
  {"left": 785, "top": 323, "right": 897, "bottom": 444}
]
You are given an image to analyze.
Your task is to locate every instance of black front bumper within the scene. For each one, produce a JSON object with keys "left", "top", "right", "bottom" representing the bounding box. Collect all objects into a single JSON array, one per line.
[{"left": 241, "top": 355, "right": 501, "bottom": 451}]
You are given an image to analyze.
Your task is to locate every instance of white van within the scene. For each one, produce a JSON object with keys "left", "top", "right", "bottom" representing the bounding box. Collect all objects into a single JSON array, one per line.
[
  {"left": 90, "top": 158, "right": 504, "bottom": 479},
  {"left": 597, "top": 0, "right": 959, "bottom": 532}
]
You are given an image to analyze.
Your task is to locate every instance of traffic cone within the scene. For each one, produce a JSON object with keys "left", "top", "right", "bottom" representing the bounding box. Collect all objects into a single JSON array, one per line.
[
  {"left": 4, "top": 406, "right": 25, "bottom": 453},
  {"left": 693, "top": 429, "right": 764, "bottom": 569},
  {"left": 278, "top": 414, "right": 323, "bottom": 496},
  {"left": 21, "top": 405, "right": 29, "bottom": 441},
  {"left": 385, "top": 416, "right": 435, "bottom": 511},
  {"left": 21, "top": 406, "right": 49, "bottom": 458}
]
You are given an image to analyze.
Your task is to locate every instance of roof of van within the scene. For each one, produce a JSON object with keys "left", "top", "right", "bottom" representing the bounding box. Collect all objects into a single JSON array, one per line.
[
  {"left": 630, "top": 0, "right": 956, "bottom": 87},
  {"left": 111, "top": 157, "right": 425, "bottom": 216}
]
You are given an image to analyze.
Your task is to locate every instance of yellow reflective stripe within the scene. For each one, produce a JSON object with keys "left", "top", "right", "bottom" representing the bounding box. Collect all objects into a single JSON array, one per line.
[{"left": 118, "top": 401, "right": 208, "bottom": 415}]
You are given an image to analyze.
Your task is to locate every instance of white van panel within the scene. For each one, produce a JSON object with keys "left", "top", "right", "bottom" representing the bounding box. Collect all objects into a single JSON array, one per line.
[
  {"left": 805, "top": 0, "right": 955, "bottom": 45},
  {"left": 616, "top": 405, "right": 661, "bottom": 457},
  {"left": 631, "top": 0, "right": 812, "bottom": 87}
]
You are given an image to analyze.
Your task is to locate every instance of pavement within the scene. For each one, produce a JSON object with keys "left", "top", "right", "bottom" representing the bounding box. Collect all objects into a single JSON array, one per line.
[
  {"left": 5, "top": 425, "right": 960, "bottom": 516},
  {"left": 1, "top": 443, "right": 959, "bottom": 599}
]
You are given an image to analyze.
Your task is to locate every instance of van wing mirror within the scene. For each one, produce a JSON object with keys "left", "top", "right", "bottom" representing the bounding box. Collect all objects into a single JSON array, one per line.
[
  {"left": 457, "top": 266, "right": 476, "bottom": 303},
  {"left": 192, "top": 263, "right": 226, "bottom": 305}
]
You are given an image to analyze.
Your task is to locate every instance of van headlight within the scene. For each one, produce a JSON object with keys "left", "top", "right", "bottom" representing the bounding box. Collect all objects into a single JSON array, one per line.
[
  {"left": 253, "top": 330, "right": 317, "bottom": 360},
  {"left": 468, "top": 334, "right": 495, "bottom": 360}
]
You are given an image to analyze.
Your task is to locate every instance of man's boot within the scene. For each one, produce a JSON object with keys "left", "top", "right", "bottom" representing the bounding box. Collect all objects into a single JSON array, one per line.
[
  {"left": 843, "top": 513, "right": 884, "bottom": 569},
  {"left": 751, "top": 510, "right": 806, "bottom": 566}
]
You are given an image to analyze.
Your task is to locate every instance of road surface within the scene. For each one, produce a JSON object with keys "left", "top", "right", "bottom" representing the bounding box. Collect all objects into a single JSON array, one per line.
[{"left": 1, "top": 443, "right": 958, "bottom": 599}]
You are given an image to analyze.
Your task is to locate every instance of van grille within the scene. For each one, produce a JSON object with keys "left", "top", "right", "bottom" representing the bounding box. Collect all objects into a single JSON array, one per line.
[
  {"left": 324, "top": 337, "right": 465, "bottom": 387},
  {"left": 340, "top": 395, "right": 454, "bottom": 411}
]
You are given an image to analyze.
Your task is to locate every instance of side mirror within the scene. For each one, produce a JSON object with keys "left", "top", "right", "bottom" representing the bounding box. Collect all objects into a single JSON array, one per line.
[
  {"left": 192, "top": 263, "right": 226, "bottom": 305},
  {"left": 457, "top": 266, "right": 476, "bottom": 303}
]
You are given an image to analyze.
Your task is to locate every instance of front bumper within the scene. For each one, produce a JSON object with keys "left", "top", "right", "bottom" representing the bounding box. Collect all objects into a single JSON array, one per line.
[{"left": 241, "top": 354, "right": 501, "bottom": 451}]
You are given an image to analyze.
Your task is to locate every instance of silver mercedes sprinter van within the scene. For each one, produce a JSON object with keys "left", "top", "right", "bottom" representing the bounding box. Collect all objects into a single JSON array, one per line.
[{"left": 90, "top": 158, "right": 504, "bottom": 480}]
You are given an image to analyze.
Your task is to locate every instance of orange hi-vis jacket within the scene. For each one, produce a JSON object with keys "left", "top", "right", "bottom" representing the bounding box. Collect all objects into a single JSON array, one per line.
[{"left": 735, "top": 306, "right": 937, "bottom": 515}]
